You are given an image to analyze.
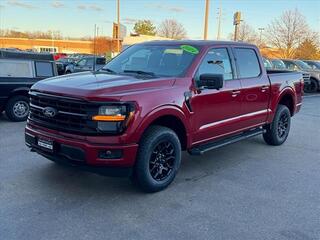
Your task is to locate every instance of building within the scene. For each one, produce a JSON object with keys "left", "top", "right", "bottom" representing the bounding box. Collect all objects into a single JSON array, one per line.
[{"left": 0, "top": 37, "right": 118, "bottom": 54}]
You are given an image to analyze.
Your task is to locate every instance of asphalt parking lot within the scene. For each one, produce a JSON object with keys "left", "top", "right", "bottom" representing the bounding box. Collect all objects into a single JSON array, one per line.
[{"left": 0, "top": 94, "right": 319, "bottom": 240}]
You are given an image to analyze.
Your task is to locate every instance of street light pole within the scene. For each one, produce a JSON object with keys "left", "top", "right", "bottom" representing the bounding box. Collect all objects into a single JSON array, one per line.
[
  {"left": 117, "top": 0, "right": 120, "bottom": 52},
  {"left": 217, "top": 6, "right": 222, "bottom": 40},
  {"left": 203, "top": 0, "right": 210, "bottom": 40}
]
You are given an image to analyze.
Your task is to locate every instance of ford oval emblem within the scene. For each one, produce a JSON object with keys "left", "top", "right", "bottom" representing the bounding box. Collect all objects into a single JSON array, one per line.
[{"left": 42, "top": 107, "right": 57, "bottom": 118}]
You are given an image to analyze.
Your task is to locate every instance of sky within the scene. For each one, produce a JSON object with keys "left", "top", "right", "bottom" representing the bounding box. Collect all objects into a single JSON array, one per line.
[{"left": 0, "top": 0, "right": 319, "bottom": 40}]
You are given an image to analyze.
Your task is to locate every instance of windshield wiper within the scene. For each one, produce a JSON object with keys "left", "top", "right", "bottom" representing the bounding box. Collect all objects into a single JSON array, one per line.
[
  {"left": 100, "top": 68, "right": 117, "bottom": 74},
  {"left": 123, "top": 70, "right": 155, "bottom": 77}
]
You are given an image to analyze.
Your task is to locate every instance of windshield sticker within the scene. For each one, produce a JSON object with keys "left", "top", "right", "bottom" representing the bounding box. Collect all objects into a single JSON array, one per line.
[{"left": 180, "top": 45, "right": 199, "bottom": 55}]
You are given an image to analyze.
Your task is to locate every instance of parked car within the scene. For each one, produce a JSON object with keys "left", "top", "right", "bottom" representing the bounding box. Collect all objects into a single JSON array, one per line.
[
  {"left": 302, "top": 60, "right": 320, "bottom": 70},
  {"left": 262, "top": 57, "right": 273, "bottom": 70},
  {"left": 56, "top": 57, "right": 76, "bottom": 75},
  {"left": 0, "top": 50, "right": 58, "bottom": 121},
  {"left": 272, "top": 59, "right": 311, "bottom": 90},
  {"left": 26, "top": 41, "right": 303, "bottom": 192},
  {"left": 282, "top": 59, "right": 320, "bottom": 92},
  {"left": 65, "top": 56, "right": 106, "bottom": 74},
  {"left": 270, "top": 59, "right": 286, "bottom": 70}
]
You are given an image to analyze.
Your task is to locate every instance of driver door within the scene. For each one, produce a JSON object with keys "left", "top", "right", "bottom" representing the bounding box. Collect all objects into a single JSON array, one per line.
[{"left": 190, "top": 47, "right": 243, "bottom": 144}]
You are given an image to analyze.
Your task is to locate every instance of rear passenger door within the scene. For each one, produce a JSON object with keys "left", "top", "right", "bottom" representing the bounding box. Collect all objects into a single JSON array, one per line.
[{"left": 233, "top": 47, "right": 270, "bottom": 128}]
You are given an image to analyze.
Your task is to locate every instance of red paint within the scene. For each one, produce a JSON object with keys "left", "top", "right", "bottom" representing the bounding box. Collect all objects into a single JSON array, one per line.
[{"left": 26, "top": 41, "right": 303, "bottom": 169}]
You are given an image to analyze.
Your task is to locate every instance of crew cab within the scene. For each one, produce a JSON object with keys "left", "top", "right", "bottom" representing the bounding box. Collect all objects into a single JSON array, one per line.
[
  {"left": 25, "top": 41, "right": 303, "bottom": 192},
  {"left": 0, "top": 50, "right": 58, "bottom": 121}
]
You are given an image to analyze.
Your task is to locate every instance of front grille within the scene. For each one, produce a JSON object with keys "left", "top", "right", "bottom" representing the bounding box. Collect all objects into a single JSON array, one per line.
[{"left": 29, "top": 91, "right": 99, "bottom": 135}]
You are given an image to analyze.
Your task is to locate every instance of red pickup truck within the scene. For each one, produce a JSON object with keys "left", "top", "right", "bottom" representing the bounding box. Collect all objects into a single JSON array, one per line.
[{"left": 25, "top": 41, "right": 303, "bottom": 192}]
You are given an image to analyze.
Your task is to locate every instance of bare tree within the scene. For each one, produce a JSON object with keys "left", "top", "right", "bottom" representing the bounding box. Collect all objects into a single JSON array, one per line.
[
  {"left": 266, "top": 9, "right": 309, "bottom": 58},
  {"left": 157, "top": 19, "right": 187, "bottom": 40}
]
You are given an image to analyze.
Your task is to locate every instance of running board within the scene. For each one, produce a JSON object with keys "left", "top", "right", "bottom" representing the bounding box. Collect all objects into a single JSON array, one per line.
[{"left": 188, "top": 128, "right": 266, "bottom": 155}]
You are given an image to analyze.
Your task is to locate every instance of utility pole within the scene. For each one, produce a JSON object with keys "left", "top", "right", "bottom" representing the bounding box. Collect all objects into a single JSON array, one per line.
[
  {"left": 217, "top": 6, "right": 222, "bottom": 40},
  {"left": 117, "top": 0, "right": 120, "bottom": 52},
  {"left": 203, "top": 0, "right": 210, "bottom": 40},
  {"left": 258, "top": 27, "right": 264, "bottom": 44},
  {"left": 93, "top": 24, "right": 97, "bottom": 71}
]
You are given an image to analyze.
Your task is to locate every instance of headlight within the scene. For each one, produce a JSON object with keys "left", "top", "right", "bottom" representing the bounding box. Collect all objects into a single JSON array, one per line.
[{"left": 92, "top": 104, "right": 135, "bottom": 133}]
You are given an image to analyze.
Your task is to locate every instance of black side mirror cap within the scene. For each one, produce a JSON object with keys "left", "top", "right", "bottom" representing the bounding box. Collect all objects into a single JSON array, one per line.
[{"left": 199, "top": 74, "right": 224, "bottom": 90}]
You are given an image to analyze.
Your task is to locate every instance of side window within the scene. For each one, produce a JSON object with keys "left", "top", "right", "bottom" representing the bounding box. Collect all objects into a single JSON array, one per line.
[
  {"left": 86, "top": 58, "right": 94, "bottom": 66},
  {"left": 0, "top": 60, "right": 33, "bottom": 78},
  {"left": 234, "top": 48, "right": 261, "bottom": 78},
  {"left": 196, "top": 48, "right": 233, "bottom": 81},
  {"left": 35, "top": 61, "right": 53, "bottom": 77},
  {"left": 77, "top": 59, "right": 87, "bottom": 66}
]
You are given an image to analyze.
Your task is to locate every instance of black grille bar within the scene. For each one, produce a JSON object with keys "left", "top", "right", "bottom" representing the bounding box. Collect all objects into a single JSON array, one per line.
[{"left": 28, "top": 91, "right": 99, "bottom": 135}]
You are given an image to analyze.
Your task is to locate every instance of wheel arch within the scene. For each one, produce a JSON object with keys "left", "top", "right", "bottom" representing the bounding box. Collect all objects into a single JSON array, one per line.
[{"left": 134, "top": 105, "right": 190, "bottom": 150}]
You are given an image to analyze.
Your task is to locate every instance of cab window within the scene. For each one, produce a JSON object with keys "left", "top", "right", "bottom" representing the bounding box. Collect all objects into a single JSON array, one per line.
[
  {"left": 195, "top": 48, "right": 233, "bottom": 82},
  {"left": 35, "top": 61, "right": 54, "bottom": 77},
  {"left": 234, "top": 48, "right": 261, "bottom": 78}
]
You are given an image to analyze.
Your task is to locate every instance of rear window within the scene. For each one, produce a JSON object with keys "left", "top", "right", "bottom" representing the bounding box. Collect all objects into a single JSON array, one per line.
[
  {"left": 35, "top": 61, "right": 54, "bottom": 77},
  {"left": 96, "top": 58, "right": 106, "bottom": 65},
  {"left": 234, "top": 48, "right": 261, "bottom": 78}
]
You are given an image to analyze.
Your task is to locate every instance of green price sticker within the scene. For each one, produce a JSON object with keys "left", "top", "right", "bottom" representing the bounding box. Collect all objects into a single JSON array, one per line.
[{"left": 180, "top": 45, "right": 199, "bottom": 55}]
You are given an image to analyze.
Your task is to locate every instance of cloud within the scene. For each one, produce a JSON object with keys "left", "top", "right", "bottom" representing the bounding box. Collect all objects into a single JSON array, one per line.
[
  {"left": 51, "top": 1, "right": 64, "bottom": 8},
  {"left": 147, "top": 4, "right": 185, "bottom": 13},
  {"left": 6, "top": 0, "right": 37, "bottom": 9},
  {"left": 122, "top": 18, "right": 139, "bottom": 25},
  {"left": 77, "top": 4, "right": 103, "bottom": 11}
]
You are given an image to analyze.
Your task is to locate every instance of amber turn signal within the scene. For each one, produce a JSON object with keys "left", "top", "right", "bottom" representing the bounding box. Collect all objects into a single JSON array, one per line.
[{"left": 92, "top": 115, "right": 126, "bottom": 121}]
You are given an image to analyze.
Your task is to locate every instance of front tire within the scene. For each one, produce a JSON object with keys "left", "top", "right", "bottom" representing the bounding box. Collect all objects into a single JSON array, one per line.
[
  {"left": 133, "top": 126, "right": 181, "bottom": 193},
  {"left": 304, "top": 78, "right": 318, "bottom": 93},
  {"left": 263, "top": 104, "right": 291, "bottom": 146},
  {"left": 5, "top": 95, "right": 30, "bottom": 122}
]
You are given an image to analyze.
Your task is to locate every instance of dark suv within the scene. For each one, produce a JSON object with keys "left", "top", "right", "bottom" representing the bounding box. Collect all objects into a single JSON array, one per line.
[{"left": 0, "top": 50, "right": 58, "bottom": 121}]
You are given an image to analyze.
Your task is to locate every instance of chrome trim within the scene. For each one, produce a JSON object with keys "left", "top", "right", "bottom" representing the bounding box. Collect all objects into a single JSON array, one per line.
[{"left": 200, "top": 109, "right": 270, "bottom": 130}]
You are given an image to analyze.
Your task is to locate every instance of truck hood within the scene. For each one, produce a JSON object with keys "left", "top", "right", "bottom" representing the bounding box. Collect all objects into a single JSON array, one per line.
[{"left": 31, "top": 71, "right": 176, "bottom": 101}]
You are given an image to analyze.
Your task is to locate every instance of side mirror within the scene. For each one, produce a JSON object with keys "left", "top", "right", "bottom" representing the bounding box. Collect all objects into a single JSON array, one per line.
[{"left": 198, "top": 74, "right": 224, "bottom": 90}]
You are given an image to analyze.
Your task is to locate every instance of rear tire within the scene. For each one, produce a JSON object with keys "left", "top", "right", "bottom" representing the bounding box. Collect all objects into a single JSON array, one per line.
[
  {"left": 5, "top": 95, "right": 30, "bottom": 122},
  {"left": 133, "top": 125, "right": 181, "bottom": 193},
  {"left": 263, "top": 104, "right": 291, "bottom": 146}
]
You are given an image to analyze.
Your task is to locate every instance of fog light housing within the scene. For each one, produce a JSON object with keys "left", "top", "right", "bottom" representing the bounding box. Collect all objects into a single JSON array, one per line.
[{"left": 98, "top": 149, "right": 123, "bottom": 159}]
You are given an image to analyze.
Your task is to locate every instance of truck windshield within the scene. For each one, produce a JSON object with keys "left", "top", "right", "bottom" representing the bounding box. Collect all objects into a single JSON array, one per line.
[
  {"left": 295, "top": 60, "right": 312, "bottom": 70},
  {"left": 101, "top": 44, "right": 200, "bottom": 77}
]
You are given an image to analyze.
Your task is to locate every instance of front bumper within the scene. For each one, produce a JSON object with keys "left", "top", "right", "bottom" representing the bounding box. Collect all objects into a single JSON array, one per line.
[{"left": 25, "top": 123, "right": 138, "bottom": 177}]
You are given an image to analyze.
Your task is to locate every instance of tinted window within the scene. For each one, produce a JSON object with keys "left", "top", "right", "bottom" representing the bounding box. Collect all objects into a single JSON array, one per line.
[
  {"left": 196, "top": 48, "right": 233, "bottom": 81},
  {"left": 0, "top": 60, "right": 33, "bottom": 78},
  {"left": 234, "top": 48, "right": 261, "bottom": 78},
  {"left": 103, "top": 44, "right": 199, "bottom": 77},
  {"left": 86, "top": 58, "right": 94, "bottom": 66},
  {"left": 96, "top": 58, "right": 106, "bottom": 65},
  {"left": 35, "top": 61, "right": 53, "bottom": 77}
]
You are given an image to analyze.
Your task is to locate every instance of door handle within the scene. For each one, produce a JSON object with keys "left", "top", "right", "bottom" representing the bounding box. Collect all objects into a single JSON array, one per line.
[
  {"left": 231, "top": 90, "right": 241, "bottom": 97},
  {"left": 261, "top": 85, "right": 269, "bottom": 92}
]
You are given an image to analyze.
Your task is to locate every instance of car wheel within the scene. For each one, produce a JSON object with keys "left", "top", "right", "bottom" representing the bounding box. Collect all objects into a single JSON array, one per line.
[
  {"left": 304, "top": 78, "right": 318, "bottom": 93},
  {"left": 65, "top": 70, "right": 71, "bottom": 74},
  {"left": 133, "top": 125, "right": 181, "bottom": 193},
  {"left": 5, "top": 96, "right": 30, "bottom": 122},
  {"left": 263, "top": 104, "right": 291, "bottom": 146}
]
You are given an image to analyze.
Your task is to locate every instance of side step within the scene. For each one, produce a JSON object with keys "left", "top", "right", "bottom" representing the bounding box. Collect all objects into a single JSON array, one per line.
[{"left": 188, "top": 127, "right": 266, "bottom": 155}]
